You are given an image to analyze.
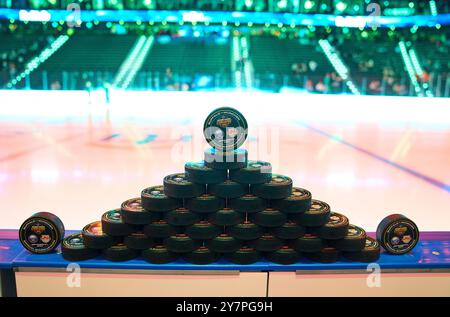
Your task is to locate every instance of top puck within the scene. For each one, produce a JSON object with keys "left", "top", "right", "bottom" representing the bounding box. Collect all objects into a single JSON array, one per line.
[
  {"left": 376, "top": 214, "right": 419, "bottom": 255},
  {"left": 141, "top": 185, "right": 182, "bottom": 212},
  {"left": 203, "top": 107, "right": 248, "bottom": 151}
]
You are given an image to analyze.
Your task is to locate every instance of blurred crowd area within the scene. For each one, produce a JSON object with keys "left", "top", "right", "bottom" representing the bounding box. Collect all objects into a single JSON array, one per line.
[{"left": 1, "top": 0, "right": 449, "bottom": 15}]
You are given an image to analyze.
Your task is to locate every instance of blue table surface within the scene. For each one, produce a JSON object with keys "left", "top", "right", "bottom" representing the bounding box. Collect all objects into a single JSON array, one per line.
[{"left": 2, "top": 231, "right": 450, "bottom": 272}]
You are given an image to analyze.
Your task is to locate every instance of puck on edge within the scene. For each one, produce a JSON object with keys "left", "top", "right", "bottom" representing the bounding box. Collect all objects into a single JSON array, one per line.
[
  {"left": 208, "top": 180, "right": 248, "bottom": 199},
  {"left": 206, "top": 234, "right": 242, "bottom": 253},
  {"left": 270, "top": 187, "right": 312, "bottom": 214},
  {"left": 329, "top": 225, "right": 367, "bottom": 252},
  {"left": 102, "top": 243, "right": 139, "bottom": 262},
  {"left": 226, "top": 246, "right": 260, "bottom": 265},
  {"left": 266, "top": 246, "right": 300, "bottom": 265},
  {"left": 249, "top": 208, "right": 287, "bottom": 227},
  {"left": 82, "top": 221, "right": 114, "bottom": 250},
  {"left": 141, "top": 185, "right": 182, "bottom": 212},
  {"left": 290, "top": 199, "right": 331, "bottom": 227},
  {"left": 229, "top": 160, "right": 272, "bottom": 184},
  {"left": 121, "top": 198, "right": 161, "bottom": 225},
  {"left": 229, "top": 194, "right": 266, "bottom": 214},
  {"left": 208, "top": 208, "right": 243, "bottom": 226},
  {"left": 185, "top": 221, "right": 221, "bottom": 240},
  {"left": 183, "top": 246, "right": 220, "bottom": 265},
  {"left": 164, "top": 234, "right": 201, "bottom": 253},
  {"left": 376, "top": 214, "right": 419, "bottom": 255},
  {"left": 165, "top": 208, "right": 200, "bottom": 226},
  {"left": 185, "top": 194, "right": 225, "bottom": 214},
  {"left": 269, "top": 221, "right": 305, "bottom": 240},
  {"left": 250, "top": 174, "right": 293, "bottom": 200},
  {"left": 142, "top": 245, "right": 179, "bottom": 264},
  {"left": 227, "top": 220, "right": 264, "bottom": 241},
  {"left": 61, "top": 233, "right": 99, "bottom": 262},
  {"left": 343, "top": 237, "right": 381, "bottom": 263},
  {"left": 312, "top": 212, "right": 349, "bottom": 240},
  {"left": 101, "top": 209, "right": 134, "bottom": 237},
  {"left": 19, "top": 212, "right": 65, "bottom": 254},
  {"left": 163, "top": 173, "right": 206, "bottom": 199},
  {"left": 185, "top": 161, "right": 227, "bottom": 184}
]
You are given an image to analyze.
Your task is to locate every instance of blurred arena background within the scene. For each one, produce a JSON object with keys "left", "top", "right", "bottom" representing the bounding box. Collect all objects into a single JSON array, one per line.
[{"left": 0, "top": 1, "right": 449, "bottom": 231}]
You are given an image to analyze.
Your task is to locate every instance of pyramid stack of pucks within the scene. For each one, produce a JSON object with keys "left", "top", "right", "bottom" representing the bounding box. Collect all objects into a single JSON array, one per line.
[{"left": 61, "top": 107, "right": 380, "bottom": 264}]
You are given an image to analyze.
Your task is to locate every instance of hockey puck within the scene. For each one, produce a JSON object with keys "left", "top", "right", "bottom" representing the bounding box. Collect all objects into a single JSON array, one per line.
[
  {"left": 204, "top": 148, "right": 248, "bottom": 170},
  {"left": 250, "top": 174, "right": 293, "bottom": 200},
  {"left": 184, "top": 246, "right": 220, "bottom": 265},
  {"left": 19, "top": 212, "right": 65, "bottom": 254},
  {"left": 124, "top": 232, "right": 154, "bottom": 250},
  {"left": 270, "top": 221, "right": 305, "bottom": 240},
  {"left": 291, "top": 199, "right": 331, "bottom": 227},
  {"left": 313, "top": 212, "right": 349, "bottom": 240},
  {"left": 248, "top": 233, "right": 283, "bottom": 252},
  {"left": 103, "top": 243, "right": 138, "bottom": 262},
  {"left": 164, "top": 234, "right": 200, "bottom": 253},
  {"left": 121, "top": 198, "right": 160, "bottom": 225},
  {"left": 141, "top": 185, "right": 182, "bottom": 212},
  {"left": 142, "top": 245, "right": 179, "bottom": 264},
  {"left": 304, "top": 247, "right": 340, "bottom": 263},
  {"left": 343, "top": 237, "right": 381, "bottom": 262},
  {"left": 206, "top": 234, "right": 242, "bottom": 253},
  {"left": 249, "top": 208, "right": 287, "bottom": 227},
  {"left": 229, "top": 160, "right": 272, "bottom": 184},
  {"left": 185, "top": 221, "right": 221, "bottom": 240},
  {"left": 61, "top": 233, "right": 99, "bottom": 262},
  {"left": 208, "top": 180, "right": 248, "bottom": 199},
  {"left": 329, "top": 225, "right": 367, "bottom": 252},
  {"left": 185, "top": 161, "right": 227, "bottom": 184},
  {"left": 229, "top": 194, "right": 266, "bottom": 214},
  {"left": 185, "top": 194, "right": 225, "bottom": 214},
  {"left": 227, "top": 220, "right": 263, "bottom": 240},
  {"left": 226, "top": 246, "right": 260, "bottom": 265},
  {"left": 208, "top": 208, "right": 242, "bottom": 226},
  {"left": 271, "top": 187, "right": 312, "bottom": 214},
  {"left": 163, "top": 173, "right": 206, "bottom": 198},
  {"left": 266, "top": 246, "right": 300, "bottom": 265},
  {"left": 376, "top": 214, "right": 419, "bottom": 255},
  {"left": 82, "top": 221, "right": 114, "bottom": 250},
  {"left": 144, "top": 219, "right": 177, "bottom": 238},
  {"left": 101, "top": 209, "right": 134, "bottom": 237},
  {"left": 165, "top": 207, "right": 199, "bottom": 226},
  {"left": 290, "top": 233, "right": 325, "bottom": 253},
  {"left": 203, "top": 107, "right": 248, "bottom": 151}
]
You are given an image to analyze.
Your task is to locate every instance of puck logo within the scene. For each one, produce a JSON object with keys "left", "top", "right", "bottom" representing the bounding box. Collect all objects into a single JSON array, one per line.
[
  {"left": 40, "top": 235, "right": 51, "bottom": 243},
  {"left": 122, "top": 198, "right": 144, "bottom": 212},
  {"left": 86, "top": 222, "right": 103, "bottom": 236},
  {"left": 31, "top": 225, "right": 46, "bottom": 235},
  {"left": 105, "top": 210, "right": 122, "bottom": 222},
  {"left": 394, "top": 226, "right": 408, "bottom": 236},
  {"left": 347, "top": 226, "right": 364, "bottom": 237},
  {"left": 217, "top": 117, "right": 232, "bottom": 128},
  {"left": 28, "top": 235, "right": 38, "bottom": 243}
]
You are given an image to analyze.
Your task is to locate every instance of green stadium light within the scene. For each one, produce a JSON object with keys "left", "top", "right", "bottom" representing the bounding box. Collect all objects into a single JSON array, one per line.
[
  {"left": 336, "top": 1, "right": 347, "bottom": 12},
  {"left": 408, "top": 2, "right": 414, "bottom": 8},
  {"left": 304, "top": 1, "right": 315, "bottom": 10}
]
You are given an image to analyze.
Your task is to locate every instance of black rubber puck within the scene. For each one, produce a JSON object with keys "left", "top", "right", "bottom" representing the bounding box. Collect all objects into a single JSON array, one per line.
[
  {"left": 61, "top": 233, "right": 99, "bottom": 262},
  {"left": 343, "top": 237, "right": 381, "bottom": 262},
  {"left": 229, "top": 194, "right": 266, "bottom": 214},
  {"left": 249, "top": 208, "right": 287, "bottom": 227},
  {"left": 103, "top": 243, "right": 138, "bottom": 262},
  {"left": 185, "top": 221, "right": 221, "bottom": 240},
  {"left": 270, "top": 221, "right": 305, "bottom": 240},
  {"left": 82, "top": 221, "right": 114, "bottom": 250},
  {"left": 101, "top": 209, "right": 134, "bottom": 237},
  {"left": 121, "top": 198, "right": 160, "bottom": 225},
  {"left": 185, "top": 194, "right": 225, "bottom": 214},
  {"left": 208, "top": 180, "right": 248, "bottom": 199},
  {"left": 291, "top": 199, "right": 331, "bottom": 227},
  {"left": 141, "top": 185, "right": 182, "bottom": 212},
  {"left": 204, "top": 148, "right": 248, "bottom": 170},
  {"left": 163, "top": 173, "right": 206, "bottom": 198},
  {"left": 227, "top": 220, "right": 264, "bottom": 240},
  {"left": 312, "top": 212, "right": 349, "bottom": 240},
  {"left": 248, "top": 233, "right": 283, "bottom": 252},
  {"left": 203, "top": 107, "right": 248, "bottom": 152},
  {"left": 142, "top": 245, "right": 179, "bottom": 264},
  {"left": 206, "top": 234, "right": 242, "bottom": 253},
  {"left": 165, "top": 207, "right": 200, "bottom": 226},
  {"left": 271, "top": 187, "right": 312, "bottom": 214},
  {"left": 290, "top": 233, "right": 325, "bottom": 253},
  {"left": 184, "top": 246, "right": 220, "bottom": 265},
  {"left": 229, "top": 160, "right": 272, "bottom": 184},
  {"left": 376, "top": 214, "right": 419, "bottom": 255},
  {"left": 164, "top": 234, "right": 200, "bottom": 253},
  {"left": 19, "top": 212, "right": 65, "bottom": 254},
  {"left": 124, "top": 232, "right": 154, "bottom": 250},
  {"left": 250, "top": 174, "right": 293, "bottom": 199},
  {"left": 226, "top": 246, "right": 260, "bottom": 265},
  {"left": 208, "top": 208, "right": 242, "bottom": 226},
  {"left": 304, "top": 247, "right": 340, "bottom": 263},
  {"left": 266, "top": 246, "right": 300, "bottom": 265},
  {"left": 329, "top": 225, "right": 367, "bottom": 252},
  {"left": 144, "top": 219, "right": 177, "bottom": 238},
  {"left": 185, "top": 161, "right": 227, "bottom": 184}
]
